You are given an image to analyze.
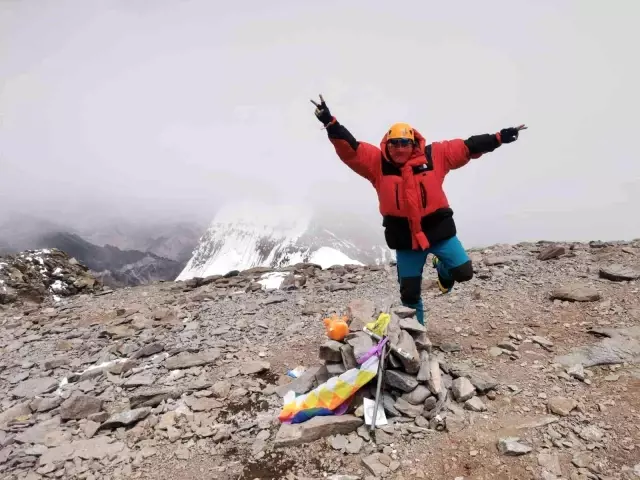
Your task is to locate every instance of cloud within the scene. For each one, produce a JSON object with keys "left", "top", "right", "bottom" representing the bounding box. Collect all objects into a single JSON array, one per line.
[{"left": 1, "top": 0, "right": 639, "bottom": 245}]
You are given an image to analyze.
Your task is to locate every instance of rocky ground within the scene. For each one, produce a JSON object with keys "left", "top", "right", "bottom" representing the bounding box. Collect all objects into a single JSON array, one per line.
[
  {"left": 1, "top": 240, "right": 639, "bottom": 480},
  {"left": 0, "top": 249, "right": 100, "bottom": 305}
]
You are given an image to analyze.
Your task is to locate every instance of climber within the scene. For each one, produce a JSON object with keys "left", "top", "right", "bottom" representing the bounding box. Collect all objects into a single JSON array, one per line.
[{"left": 311, "top": 94, "right": 526, "bottom": 326}]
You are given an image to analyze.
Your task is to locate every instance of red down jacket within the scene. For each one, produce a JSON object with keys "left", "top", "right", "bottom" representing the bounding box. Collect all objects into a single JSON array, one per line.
[{"left": 325, "top": 120, "right": 503, "bottom": 251}]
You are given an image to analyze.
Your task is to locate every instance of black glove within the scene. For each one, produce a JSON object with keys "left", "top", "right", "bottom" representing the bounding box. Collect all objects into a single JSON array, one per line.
[
  {"left": 310, "top": 94, "right": 333, "bottom": 125},
  {"left": 500, "top": 124, "right": 527, "bottom": 143}
]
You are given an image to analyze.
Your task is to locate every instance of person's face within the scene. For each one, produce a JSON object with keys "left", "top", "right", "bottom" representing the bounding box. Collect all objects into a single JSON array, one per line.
[{"left": 387, "top": 138, "right": 414, "bottom": 164}]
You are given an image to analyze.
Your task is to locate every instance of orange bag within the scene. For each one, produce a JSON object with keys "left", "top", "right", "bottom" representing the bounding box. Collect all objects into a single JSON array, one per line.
[{"left": 323, "top": 314, "right": 349, "bottom": 341}]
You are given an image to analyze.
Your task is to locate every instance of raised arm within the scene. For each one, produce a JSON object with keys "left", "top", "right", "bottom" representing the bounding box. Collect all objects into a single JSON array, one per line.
[
  {"left": 434, "top": 125, "right": 527, "bottom": 175},
  {"left": 311, "top": 94, "right": 381, "bottom": 184}
]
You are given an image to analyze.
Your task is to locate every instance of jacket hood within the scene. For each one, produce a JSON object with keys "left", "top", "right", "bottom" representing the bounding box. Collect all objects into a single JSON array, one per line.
[{"left": 380, "top": 127, "right": 427, "bottom": 165}]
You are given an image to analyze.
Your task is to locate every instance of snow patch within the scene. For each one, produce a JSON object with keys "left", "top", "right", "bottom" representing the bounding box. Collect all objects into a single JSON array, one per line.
[
  {"left": 50, "top": 280, "right": 65, "bottom": 292},
  {"left": 309, "top": 247, "right": 363, "bottom": 269},
  {"left": 135, "top": 352, "right": 170, "bottom": 371},
  {"left": 56, "top": 358, "right": 128, "bottom": 396},
  {"left": 0, "top": 261, "right": 6, "bottom": 292},
  {"left": 258, "top": 272, "right": 288, "bottom": 290},
  {"left": 55, "top": 377, "right": 68, "bottom": 395}
]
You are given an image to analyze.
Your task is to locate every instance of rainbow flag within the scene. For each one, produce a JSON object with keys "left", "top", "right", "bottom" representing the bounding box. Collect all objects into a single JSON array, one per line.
[{"left": 278, "top": 354, "right": 379, "bottom": 424}]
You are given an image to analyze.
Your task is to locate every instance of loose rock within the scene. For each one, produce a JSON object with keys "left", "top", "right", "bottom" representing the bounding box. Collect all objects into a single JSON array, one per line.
[
  {"left": 497, "top": 437, "right": 532, "bottom": 456},
  {"left": 452, "top": 377, "right": 475, "bottom": 402},
  {"left": 100, "top": 407, "right": 151, "bottom": 429},
  {"left": 164, "top": 350, "right": 221, "bottom": 370},
  {"left": 548, "top": 396, "right": 578, "bottom": 416},
  {"left": 550, "top": 284, "right": 601, "bottom": 302},
  {"left": 599, "top": 264, "right": 640, "bottom": 281},
  {"left": 60, "top": 394, "right": 103, "bottom": 420},
  {"left": 274, "top": 415, "right": 363, "bottom": 447}
]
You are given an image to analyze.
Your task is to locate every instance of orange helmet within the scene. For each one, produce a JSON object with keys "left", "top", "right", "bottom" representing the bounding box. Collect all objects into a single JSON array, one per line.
[{"left": 387, "top": 122, "right": 415, "bottom": 141}]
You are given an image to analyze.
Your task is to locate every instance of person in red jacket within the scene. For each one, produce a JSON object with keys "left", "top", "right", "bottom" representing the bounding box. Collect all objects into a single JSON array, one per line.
[{"left": 311, "top": 94, "right": 526, "bottom": 326}]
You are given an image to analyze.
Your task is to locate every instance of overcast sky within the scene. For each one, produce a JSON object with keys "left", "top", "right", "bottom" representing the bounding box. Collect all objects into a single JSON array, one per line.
[{"left": 1, "top": 0, "right": 639, "bottom": 246}]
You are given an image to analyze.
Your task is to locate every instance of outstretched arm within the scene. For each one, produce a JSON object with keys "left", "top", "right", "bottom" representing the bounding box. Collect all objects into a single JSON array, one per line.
[
  {"left": 436, "top": 125, "right": 527, "bottom": 174},
  {"left": 311, "top": 95, "right": 381, "bottom": 184},
  {"left": 325, "top": 120, "right": 381, "bottom": 184}
]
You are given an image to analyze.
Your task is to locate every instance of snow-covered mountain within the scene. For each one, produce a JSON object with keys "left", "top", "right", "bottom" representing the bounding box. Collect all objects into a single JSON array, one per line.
[{"left": 176, "top": 202, "right": 394, "bottom": 280}]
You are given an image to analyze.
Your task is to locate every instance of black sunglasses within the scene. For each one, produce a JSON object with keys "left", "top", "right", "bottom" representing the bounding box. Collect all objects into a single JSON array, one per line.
[{"left": 388, "top": 138, "right": 413, "bottom": 147}]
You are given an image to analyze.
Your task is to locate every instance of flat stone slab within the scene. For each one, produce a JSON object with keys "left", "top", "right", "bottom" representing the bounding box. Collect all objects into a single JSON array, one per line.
[
  {"left": 599, "top": 264, "right": 640, "bottom": 282},
  {"left": 10, "top": 377, "right": 58, "bottom": 398},
  {"left": 550, "top": 284, "right": 601, "bottom": 302},
  {"left": 274, "top": 415, "right": 363, "bottom": 447},
  {"left": 164, "top": 349, "right": 221, "bottom": 370},
  {"left": 39, "top": 436, "right": 126, "bottom": 465},
  {"left": 554, "top": 326, "right": 640, "bottom": 368}
]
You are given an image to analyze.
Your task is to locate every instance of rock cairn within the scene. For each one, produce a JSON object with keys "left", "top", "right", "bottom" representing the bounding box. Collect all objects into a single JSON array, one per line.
[{"left": 282, "top": 299, "right": 500, "bottom": 441}]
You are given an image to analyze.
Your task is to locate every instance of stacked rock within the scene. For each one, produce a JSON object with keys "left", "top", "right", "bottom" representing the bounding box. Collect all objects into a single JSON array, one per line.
[{"left": 317, "top": 301, "right": 499, "bottom": 432}]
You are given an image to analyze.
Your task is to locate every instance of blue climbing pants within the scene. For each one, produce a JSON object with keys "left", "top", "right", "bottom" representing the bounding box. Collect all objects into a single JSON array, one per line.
[{"left": 395, "top": 235, "right": 474, "bottom": 326}]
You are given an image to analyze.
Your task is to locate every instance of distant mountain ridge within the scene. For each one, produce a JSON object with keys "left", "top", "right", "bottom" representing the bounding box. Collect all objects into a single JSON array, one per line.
[
  {"left": 0, "top": 214, "right": 204, "bottom": 262},
  {"left": 22, "top": 232, "right": 183, "bottom": 288},
  {"left": 0, "top": 216, "right": 203, "bottom": 288},
  {"left": 78, "top": 220, "right": 203, "bottom": 263}
]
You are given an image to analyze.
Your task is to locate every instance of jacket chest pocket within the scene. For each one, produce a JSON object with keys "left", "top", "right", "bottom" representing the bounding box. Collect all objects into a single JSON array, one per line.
[
  {"left": 419, "top": 182, "right": 427, "bottom": 208},
  {"left": 380, "top": 177, "right": 403, "bottom": 213},
  {"left": 416, "top": 173, "right": 429, "bottom": 209}
]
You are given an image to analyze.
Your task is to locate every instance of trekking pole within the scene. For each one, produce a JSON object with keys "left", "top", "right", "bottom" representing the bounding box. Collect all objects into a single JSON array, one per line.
[
  {"left": 370, "top": 338, "right": 387, "bottom": 434},
  {"left": 369, "top": 295, "right": 395, "bottom": 437}
]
